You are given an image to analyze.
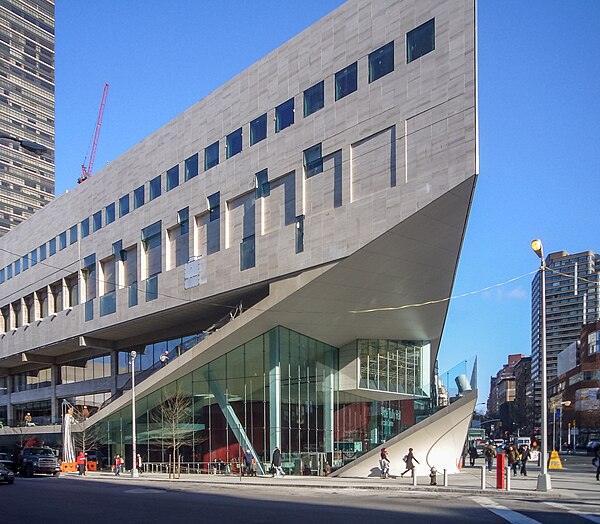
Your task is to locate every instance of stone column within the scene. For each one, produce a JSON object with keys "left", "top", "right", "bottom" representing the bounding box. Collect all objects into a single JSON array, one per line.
[
  {"left": 51, "top": 364, "right": 59, "bottom": 424},
  {"left": 110, "top": 350, "right": 119, "bottom": 396}
]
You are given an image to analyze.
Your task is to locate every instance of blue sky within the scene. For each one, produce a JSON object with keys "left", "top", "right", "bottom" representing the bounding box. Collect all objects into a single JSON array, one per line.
[{"left": 54, "top": 1, "right": 600, "bottom": 405}]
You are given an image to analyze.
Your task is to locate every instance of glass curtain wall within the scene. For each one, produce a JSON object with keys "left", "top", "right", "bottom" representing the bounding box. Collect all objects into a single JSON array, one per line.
[{"left": 90, "top": 329, "right": 429, "bottom": 473}]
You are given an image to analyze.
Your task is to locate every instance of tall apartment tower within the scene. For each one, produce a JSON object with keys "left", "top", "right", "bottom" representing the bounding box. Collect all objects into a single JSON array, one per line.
[
  {"left": 531, "top": 250, "right": 600, "bottom": 383},
  {"left": 0, "top": 0, "right": 55, "bottom": 237}
]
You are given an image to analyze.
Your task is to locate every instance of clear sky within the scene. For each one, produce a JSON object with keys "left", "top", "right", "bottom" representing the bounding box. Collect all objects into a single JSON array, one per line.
[{"left": 54, "top": 1, "right": 600, "bottom": 407}]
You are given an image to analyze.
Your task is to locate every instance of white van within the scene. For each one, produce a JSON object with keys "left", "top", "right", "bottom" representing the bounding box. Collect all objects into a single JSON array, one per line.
[{"left": 517, "top": 437, "right": 531, "bottom": 448}]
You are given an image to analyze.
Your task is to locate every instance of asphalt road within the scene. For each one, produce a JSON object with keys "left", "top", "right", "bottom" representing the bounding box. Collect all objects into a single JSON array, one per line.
[{"left": 2, "top": 474, "right": 599, "bottom": 524}]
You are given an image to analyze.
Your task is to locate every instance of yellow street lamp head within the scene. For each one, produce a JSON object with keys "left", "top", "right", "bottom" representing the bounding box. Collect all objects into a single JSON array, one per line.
[{"left": 531, "top": 239, "right": 544, "bottom": 259}]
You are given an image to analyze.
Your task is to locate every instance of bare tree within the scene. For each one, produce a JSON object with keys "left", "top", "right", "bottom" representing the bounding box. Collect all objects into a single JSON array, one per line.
[{"left": 150, "top": 389, "right": 196, "bottom": 462}]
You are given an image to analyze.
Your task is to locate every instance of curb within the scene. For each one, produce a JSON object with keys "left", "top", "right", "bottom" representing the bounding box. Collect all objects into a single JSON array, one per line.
[{"left": 72, "top": 473, "right": 575, "bottom": 500}]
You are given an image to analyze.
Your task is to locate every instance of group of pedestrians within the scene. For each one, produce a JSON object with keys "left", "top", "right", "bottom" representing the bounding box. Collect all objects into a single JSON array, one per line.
[
  {"left": 378, "top": 447, "right": 420, "bottom": 479},
  {"left": 479, "top": 440, "right": 532, "bottom": 475}
]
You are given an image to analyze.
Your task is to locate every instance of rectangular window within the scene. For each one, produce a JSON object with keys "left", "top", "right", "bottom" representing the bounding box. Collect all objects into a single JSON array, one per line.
[
  {"left": 105, "top": 202, "right": 115, "bottom": 224},
  {"left": 335, "top": 62, "right": 358, "bottom": 100},
  {"left": 22, "top": 254, "right": 29, "bottom": 271},
  {"left": 240, "top": 235, "right": 255, "bottom": 271},
  {"left": 49, "top": 238, "right": 56, "bottom": 256},
  {"left": 31, "top": 249, "right": 37, "bottom": 266},
  {"left": 250, "top": 114, "right": 267, "bottom": 145},
  {"left": 303, "top": 143, "right": 323, "bottom": 177},
  {"left": 407, "top": 19, "right": 435, "bottom": 63},
  {"left": 0, "top": 268, "right": 4, "bottom": 283},
  {"left": 184, "top": 153, "right": 198, "bottom": 181},
  {"left": 6, "top": 264, "right": 12, "bottom": 279},
  {"left": 369, "top": 41, "right": 394, "bottom": 82},
  {"left": 119, "top": 194, "right": 130, "bottom": 217},
  {"left": 81, "top": 218, "right": 90, "bottom": 238},
  {"left": 59, "top": 231, "right": 67, "bottom": 250},
  {"left": 275, "top": 98, "right": 294, "bottom": 132},
  {"left": 303, "top": 81, "right": 324, "bottom": 117},
  {"left": 178, "top": 207, "right": 189, "bottom": 235},
  {"left": 167, "top": 165, "right": 179, "bottom": 191},
  {"left": 93, "top": 210, "right": 102, "bottom": 232},
  {"left": 134, "top": 185, "right": 145, "bottom": 209},
  {"left": 69, "top": 224, "right": 78, "bottom": 245},
  {"left": 141, "top": 221, "right": 162, "bottom": 278},
  {"left": 150, "top": 175, "right": 162, "bottom": 200},
  {"left": 14, "top": 259, "right": 20, "bottom": 275},
  {"left": 39, "top": 243, "right": 47, "bottom": 261},
  {"left": 255, "top": 169, "right": 270, "bottom": 198},
  {"left": 226, "top": 128, "right": 242, "bottom": 159},
  {"left": 205, "top": 141, "right": 219, "bottom": 170},
  {"left": 207, "top": 192, "right": 220, "bottom": 222}
]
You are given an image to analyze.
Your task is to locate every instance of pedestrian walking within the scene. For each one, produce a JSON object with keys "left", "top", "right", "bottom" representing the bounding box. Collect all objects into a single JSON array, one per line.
[
  {"left": 593, "top": 445, "right": 600, "bottom": 481},
  {"left": 379, "top": 447, "right": 390, "bottom": 479},
  {"left": 400, "top": 448, "right": 420, "bottom": 478},
  {"left": 506, "top": 442, "right": 519, "bottom": 476},
  {"left": 483, "top": 441, "right": 497, "bottom": 472},
  {"left": 114, "top": 454, "right": 122, "bottom": 476},
  {"left": 76, "top": 451, "right": 86, "bottom": 476},
  {"left": 271, "top": 446, "right": 285, "bottom": 477},
  {"left": 136, "top": 453, "right": 143, "bottom": 475},
  {"left": 243, "top": 449, "right": 254, "bottom": 476},
  {"left": 468, "top": 443, "right": 478, "bottom": 467},
  {"left": 518, "top": 444, "right": 531, "bottom": 476},
  {"left": 159, "top": 350, "right": 169, "bottom": 367}
]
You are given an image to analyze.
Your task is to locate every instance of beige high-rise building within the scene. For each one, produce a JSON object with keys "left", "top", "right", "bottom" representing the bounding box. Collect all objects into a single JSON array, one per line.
[{"left": 0, "top": 0, "right": 55, "bottom": 237}]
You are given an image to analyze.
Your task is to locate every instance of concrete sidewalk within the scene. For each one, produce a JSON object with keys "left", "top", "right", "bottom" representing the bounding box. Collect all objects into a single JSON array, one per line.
[{"left": 71, "top": 456, "right": 598, "bottom": 500}]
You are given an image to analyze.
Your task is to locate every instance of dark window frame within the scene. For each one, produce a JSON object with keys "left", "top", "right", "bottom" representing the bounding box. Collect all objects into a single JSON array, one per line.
[
  {"left": 335, "top": 62, "right": 358, "bottom": 101},
  {"left": 369, "top": 41, "right": 395, "bottom": 83},
  {"left": 226, "top": 128, "right": 243, "bottom": 159},
  {"left": 303, "top": 81, "right": 324, "bottom": 117},
  {"left": 275, "top": 98, "right": 295, "bottom": 133}
]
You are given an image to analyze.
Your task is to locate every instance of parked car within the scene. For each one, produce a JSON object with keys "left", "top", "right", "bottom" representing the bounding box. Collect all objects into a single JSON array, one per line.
[
  {"left": 17, "top": 447, "right": 61, "bottom": 477},
  {"left": 586, "top": 441, "right": 600, "bottom": 453},
  {"left": 0, "top": 452, "right": 15, "bottom": 471},
  {"left": 0, "top": 463, "right": 15, "bottom": 484}
]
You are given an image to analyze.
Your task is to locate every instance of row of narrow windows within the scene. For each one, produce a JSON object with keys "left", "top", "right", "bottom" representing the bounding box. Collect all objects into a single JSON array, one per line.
[{"left": 0, "top": 19, "right": 436, "bottom": 288}]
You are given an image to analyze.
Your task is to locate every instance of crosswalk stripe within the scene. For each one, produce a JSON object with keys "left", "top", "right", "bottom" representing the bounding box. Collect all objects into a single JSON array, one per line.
[
  {"left": 471, "top": 496, "right": 541, "bottom": 524},
  {"left": 544, "top": 501, "right": 600, "bottom": 523}
]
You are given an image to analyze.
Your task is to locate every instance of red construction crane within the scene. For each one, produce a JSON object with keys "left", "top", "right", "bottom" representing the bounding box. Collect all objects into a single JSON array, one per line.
[{"left": 78, "top": 83, "right": 109, "bottom": 184}]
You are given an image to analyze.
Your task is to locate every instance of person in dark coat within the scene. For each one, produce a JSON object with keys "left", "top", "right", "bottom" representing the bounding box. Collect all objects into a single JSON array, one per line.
[
  {"left": 271, "top": 447, "right": 284, "bottom": 477},
  {"left": 468, "top": 444, "right": 479, "bottom": 466},
  {"left": 518, "top": 444, "right": 531, "bottom": 476},
  {"left": 593, "top": 445, "right": 600, "bottom": 481},
  {"left": 400, "top": 448, "right": 420, "bottom": 478},
  {"left": 506, "top": 443, "right": 519, "bottom": 476},
  {"left": 243, "top": 449, "right": 254, "bottom": 476}
]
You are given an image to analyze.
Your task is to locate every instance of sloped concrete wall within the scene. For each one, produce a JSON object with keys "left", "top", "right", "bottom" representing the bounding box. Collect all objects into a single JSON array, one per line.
[{"left": 333, "top": 390, "right": 477, "bottom": 477}]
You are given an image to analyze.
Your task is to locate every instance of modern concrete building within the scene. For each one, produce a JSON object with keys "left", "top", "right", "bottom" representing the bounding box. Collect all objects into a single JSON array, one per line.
[
  {"left": 0, "top": 0, "right": 55, "bottom": 237},
  {"left": 0, "top": 0, "right": 477, "bottom": 473}
]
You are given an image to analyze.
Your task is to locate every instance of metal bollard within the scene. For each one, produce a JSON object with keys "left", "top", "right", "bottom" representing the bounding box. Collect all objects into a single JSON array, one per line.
[
  {"left": 412, "top": 472, "right": 418, "bottom": 486},
  {"left": 443, "top": 469, "right": 448, "bottom": 487},
  {"left": 505, "top": 466, "right": 511, "bottom": 492},
  {"left": 480, "top": 466, "right": 486, "bottom": 490}
]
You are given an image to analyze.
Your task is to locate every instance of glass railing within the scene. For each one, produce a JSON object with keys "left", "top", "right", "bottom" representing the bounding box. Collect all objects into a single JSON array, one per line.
[
  {"left": 146, "top": 275, "right": 158, "bottom": 302},
  {"left": 84, "top": 299, "right": 94, "bottom": 321},
  {"left": 100, "top": 290, "right": 116, "bottom": 317},
  {"left": 128, "top": 281, "right": 138, "bottom": 307}
]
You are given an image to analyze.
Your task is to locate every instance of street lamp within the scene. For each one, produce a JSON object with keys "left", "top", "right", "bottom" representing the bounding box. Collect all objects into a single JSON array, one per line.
[
  {"left": 532, "top": 239, "right": 550, "bottom": 491},
  {"left": 0, "top": 131, "right": 48, "bottom": 154},
  {"left": 130, "top": 350, "right": 139, "bottom": 478},
  {"left": 553, "top": 401, "right": 572, "bottom": 451}
]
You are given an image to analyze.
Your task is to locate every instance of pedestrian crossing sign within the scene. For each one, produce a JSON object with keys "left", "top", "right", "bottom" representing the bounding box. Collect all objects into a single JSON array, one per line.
[{"left": 548, "top": 450, "right": 563, "bottom": 470}]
